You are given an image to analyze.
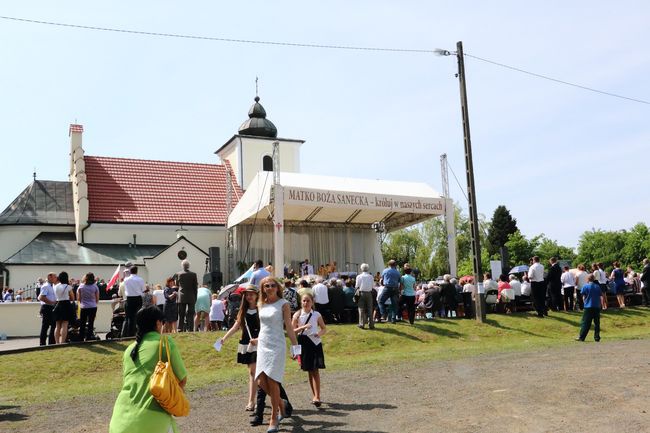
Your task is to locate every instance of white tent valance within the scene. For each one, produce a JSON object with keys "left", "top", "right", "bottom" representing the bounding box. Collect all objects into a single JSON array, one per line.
[{"left": 227, "top": 172, "right": 446, "bottom": 231}]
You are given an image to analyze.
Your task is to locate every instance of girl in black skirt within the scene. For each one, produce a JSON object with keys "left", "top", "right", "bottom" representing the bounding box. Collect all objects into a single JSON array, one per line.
[
  {"left": 219, "top": 285, "right": 260, "bottom": 411},
  {"left": 53, "top": 271, "right": 75, "bottom": 344},
  {"left": 292, "top": 292, "right": 327, "bottom": 406}
]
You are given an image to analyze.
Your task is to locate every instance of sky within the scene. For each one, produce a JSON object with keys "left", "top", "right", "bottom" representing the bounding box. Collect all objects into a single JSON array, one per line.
[{"left": 0, "top": 1, "right": 648, "bottom": 249}]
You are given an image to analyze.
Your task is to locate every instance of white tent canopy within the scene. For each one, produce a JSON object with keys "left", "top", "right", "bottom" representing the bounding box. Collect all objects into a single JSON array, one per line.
[{"left": 227, "top": 172, "right": 446, "bottom": 231}]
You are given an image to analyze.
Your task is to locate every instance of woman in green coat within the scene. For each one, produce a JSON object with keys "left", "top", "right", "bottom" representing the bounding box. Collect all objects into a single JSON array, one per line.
[{"left": 109, "top": 306, "right": 188, "bottom": 433}]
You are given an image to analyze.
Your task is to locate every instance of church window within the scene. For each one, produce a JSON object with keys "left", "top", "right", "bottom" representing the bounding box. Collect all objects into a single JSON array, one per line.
[{"left": 262, "top": 155, "right": 273, "bottom": 171}]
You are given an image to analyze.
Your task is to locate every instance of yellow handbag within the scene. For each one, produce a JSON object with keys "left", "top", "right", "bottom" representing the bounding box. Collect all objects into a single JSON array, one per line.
[{"left": 149, "top": 335, "right": 190, "bottom": 417}]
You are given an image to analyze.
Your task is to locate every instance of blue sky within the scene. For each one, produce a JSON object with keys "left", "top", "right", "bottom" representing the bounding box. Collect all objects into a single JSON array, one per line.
[{"left": 1, "top": 1, "right": 648, "bottom": 249}]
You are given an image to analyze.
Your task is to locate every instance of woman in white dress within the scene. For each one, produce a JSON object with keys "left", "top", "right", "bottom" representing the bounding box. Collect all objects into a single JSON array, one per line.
[{"left": 255, "top": 276, "right": 299, "bottom": 433}]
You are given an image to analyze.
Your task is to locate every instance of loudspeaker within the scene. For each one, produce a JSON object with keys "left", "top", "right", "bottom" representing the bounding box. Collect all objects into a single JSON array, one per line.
[
  {"left": 209, "top": 247, "right": 221, "bottom": 273},
  {"left": 209, "top": 271, "right": 223, "bottom": 292}
]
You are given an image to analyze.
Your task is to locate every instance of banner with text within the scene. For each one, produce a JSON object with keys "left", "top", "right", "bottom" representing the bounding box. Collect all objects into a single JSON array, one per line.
[{"left": 284, "top": 186, "right": 445, "bottom": 215}]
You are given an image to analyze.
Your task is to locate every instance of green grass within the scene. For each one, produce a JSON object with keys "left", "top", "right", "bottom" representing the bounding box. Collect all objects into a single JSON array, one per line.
[{"left": 3, "top": 307, "right": 650, "bottom": 405}]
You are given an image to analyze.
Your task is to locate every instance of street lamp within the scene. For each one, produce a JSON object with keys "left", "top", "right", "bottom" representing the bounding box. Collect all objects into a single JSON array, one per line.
[{"left": 436, "top": 41, "right": 485, "bottom": 323}]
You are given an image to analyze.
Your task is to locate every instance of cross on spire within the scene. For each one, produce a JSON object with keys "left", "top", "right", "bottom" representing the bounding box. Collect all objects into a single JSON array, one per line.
[{"left": 255, "top": 76, "right": 259, "bottom": 98}]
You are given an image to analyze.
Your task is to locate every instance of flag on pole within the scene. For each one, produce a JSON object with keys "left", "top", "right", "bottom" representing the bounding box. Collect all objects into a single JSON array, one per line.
[
  {"left": 106, "top": 264, "right": 121, "bottom": 293},
  {"left": 234, "top": 265, "right": 255, "bottom": 283}
]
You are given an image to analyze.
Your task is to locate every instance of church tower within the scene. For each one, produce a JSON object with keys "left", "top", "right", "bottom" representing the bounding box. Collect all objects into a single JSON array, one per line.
[{"left": 215, "top": 96, "right": 304, "bottom": 190}]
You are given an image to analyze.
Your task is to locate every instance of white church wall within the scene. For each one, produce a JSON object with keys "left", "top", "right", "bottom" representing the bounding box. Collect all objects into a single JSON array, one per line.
[
  {"left": 240, "top": 137, "right": 302, "bottom": 190},
  {"left": 217, "top": 141, "right": 241, "bottom": 187},
  {"left": 0, "top": 300, "right": 114, "bottom": 337},
  {"left": 144, "top": 238, "right": 210, "bottom": 288},
  {"left": 0, "top": 226, "right": 74, "bottom": 262},
  {"left": 83, "top": 223, "right": 226, "bottom": 261}
]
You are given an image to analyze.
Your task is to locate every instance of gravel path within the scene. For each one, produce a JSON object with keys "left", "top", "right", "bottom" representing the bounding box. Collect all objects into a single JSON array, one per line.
[{"left": 3, "top": 338, "right": 650, "bottom": 432}]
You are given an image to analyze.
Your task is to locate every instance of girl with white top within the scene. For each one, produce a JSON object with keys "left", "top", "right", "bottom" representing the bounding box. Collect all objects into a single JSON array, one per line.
[
  {"left": 53, "top": 271, "right": 75, "bottom": 344},
  {"left": 209, "top": 294, "right": 226, "bottom": 331},
  {"left": 219, "top": 286, "right": 259, "bottom": 411},
  {"left": 292, "top": 292, "right": 327, "bottom": 407}
]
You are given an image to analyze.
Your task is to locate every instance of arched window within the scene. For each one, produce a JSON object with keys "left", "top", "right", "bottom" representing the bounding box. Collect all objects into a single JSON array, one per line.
[{"left": 262, "top": 155, "right": 273, "bottom": 171}]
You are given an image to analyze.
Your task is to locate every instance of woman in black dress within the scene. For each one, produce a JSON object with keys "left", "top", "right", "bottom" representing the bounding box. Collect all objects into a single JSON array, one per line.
[
  {"left": 163, "top": 277, "right": 178, "bottom": 333},
  {"left": 220, "top": 285, "right": 260, "bottom": 411}
]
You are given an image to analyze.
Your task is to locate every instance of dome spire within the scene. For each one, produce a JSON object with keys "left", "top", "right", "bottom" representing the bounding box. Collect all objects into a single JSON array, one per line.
[{"left": 238, "top": 89, "right": 278, "bottom": 138}]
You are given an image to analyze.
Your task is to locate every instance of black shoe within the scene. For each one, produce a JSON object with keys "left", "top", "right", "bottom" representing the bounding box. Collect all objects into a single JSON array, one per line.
[
  {"left": 595, "top": 338, "right": 601, "bottom": 342},
  {"left": 575, "top": 337, "right": 584, "bottom": 341},
  {"left": 285, "top": 400, "right": 293, "bottom": 417},
  {"left": 250, "top": 416, "right": 263, "bottom": 426}
]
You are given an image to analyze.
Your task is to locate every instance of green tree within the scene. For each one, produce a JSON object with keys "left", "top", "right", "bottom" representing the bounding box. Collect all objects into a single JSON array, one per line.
[
  {"left": 621, "top": 222, "right": 650, "bottom": 268},
  {"left": 381, "top": 228, "right": 424, "bottom": 268},
  {"left": 576, "top": 229, "right": 627, "bottom": 267},
  {"left": 487, "top": 205, "right": 518, "bottom": 256},
  {"left": 505, "top": 230, "right": 541, "bottom": 267},
  {"left": 535, "top": 237, "right": 576, "bottom": 264},
  {"left": 380, "top": 203, "right": 487, "bottom": 280}
]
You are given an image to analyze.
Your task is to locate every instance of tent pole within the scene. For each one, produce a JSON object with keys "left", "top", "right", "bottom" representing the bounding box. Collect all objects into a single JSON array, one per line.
[{"left": 272, "top": 141, "right": 284, "bottom": 278}]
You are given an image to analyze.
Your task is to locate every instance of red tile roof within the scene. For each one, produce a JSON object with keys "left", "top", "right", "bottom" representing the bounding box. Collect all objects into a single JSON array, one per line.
[{"left": 84, "top": 156, "right": 242, "bottom": 225}]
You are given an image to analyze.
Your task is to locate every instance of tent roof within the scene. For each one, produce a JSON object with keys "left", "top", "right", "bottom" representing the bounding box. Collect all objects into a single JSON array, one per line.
[{"left": 228, "top": 172, "right": 446, "bottom": 231}]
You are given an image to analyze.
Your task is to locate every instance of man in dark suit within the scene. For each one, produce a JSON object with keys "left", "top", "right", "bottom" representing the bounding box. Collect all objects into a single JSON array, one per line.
[
  {"left": 640, "top": 258, "right": 650, "bottom": 307},
  {"left": 546, "top": 257, "right": 563, "bottom": 311},
  {"left": 176, "top": 260, "right": 198, "bottom": 332}
]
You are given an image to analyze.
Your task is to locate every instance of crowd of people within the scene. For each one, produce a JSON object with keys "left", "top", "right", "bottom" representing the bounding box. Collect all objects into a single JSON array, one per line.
[{"left": 12, "top": 254, "right": 650, "bottom": 432}]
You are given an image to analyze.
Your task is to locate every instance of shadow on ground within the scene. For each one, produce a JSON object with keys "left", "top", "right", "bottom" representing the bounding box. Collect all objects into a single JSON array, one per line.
[{"left": 0, "top": 405, "right": 28, "bottom": 422}]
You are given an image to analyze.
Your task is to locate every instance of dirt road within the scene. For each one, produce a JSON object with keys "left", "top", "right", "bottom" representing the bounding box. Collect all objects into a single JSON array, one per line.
[{"left": 3, "top": 338, "right": 649, "bottom": 432}]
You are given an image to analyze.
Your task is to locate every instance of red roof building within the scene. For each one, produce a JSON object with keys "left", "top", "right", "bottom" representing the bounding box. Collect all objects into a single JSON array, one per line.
[{"left": 84, "top": 156, "right": 242, "bottom": 225}]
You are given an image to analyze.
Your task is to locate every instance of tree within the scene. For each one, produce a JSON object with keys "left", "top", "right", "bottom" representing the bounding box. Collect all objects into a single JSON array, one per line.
[
  {"left": 535, "top": 237, "right": 576, "bottom": 264},
  {"left": 505, "top": 230, "right": 540, "bottom": 267},
  {"left": 380, "top": 203, "right": 487, "bottom": 280},
  {"left": 622, "top": 223, "right": 650, "bottom": 268},
  {"left": 487, "top": 205, "right": 518, "bottom": 256},
  {"left": 381, "top": 228, "right": 423, "bottom": 268},
  {"left": 575, "top": 229, "right": 627, "bottom": 267}
]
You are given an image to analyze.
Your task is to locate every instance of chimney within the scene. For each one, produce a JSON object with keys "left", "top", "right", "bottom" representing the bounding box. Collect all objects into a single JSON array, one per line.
[{"left": 69, "top": 124, "right": 89, "bottom": 244}]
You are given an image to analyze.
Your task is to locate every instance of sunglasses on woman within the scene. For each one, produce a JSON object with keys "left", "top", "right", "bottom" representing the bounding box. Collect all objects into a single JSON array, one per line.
[{"left": 263, "top": 283, "right": 278, "bottom": 288}]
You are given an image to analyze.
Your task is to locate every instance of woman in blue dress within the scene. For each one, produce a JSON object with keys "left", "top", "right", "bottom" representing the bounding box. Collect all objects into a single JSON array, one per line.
[{"left": 609, "top": 261, "right": 626, "bottom": 308}]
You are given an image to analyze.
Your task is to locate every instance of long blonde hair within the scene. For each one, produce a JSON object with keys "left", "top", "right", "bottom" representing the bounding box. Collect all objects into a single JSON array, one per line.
[{"left": 258, "top": 276, "right": 284, "bottom": 306}]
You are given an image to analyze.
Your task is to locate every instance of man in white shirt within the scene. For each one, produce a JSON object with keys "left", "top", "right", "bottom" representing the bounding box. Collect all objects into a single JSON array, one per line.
[
  {"left": 38, "top": 272, "right": 58, "bottom": 346},
  {"left": 122, "top": 266, "right": 145, "bottom": 337},
  {"left": 312, "top": 277, "right": 331, "bottom": 323},
  {"left": 561, "top": 265, "right": 576, "bottom": 311},
  {"left": 528, "top": 256, "right": 547, "bottom": 317},
  {"left": 301, "top": 259, "right": 314, "bottom": 277},
  {"left": 250, "top": 259, "right": 270, "bottom": 287},
  {"left": 355, "top": 263, "right": 375, "bottom": 329},
  {"left": 509, "top": 274, "right": 522, "bottom": 297},
  {"left": 597, "top": 262, "right": 609, "bottom": 310}
]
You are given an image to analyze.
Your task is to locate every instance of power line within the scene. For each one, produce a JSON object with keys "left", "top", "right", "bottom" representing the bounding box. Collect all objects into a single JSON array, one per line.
[
  {"left": 464, "top": 53, "right": 650, "bottom": 105},
  {"left": 1, "top": 14, "right": 648, "bottom": 105},
  {"left": 0, "top": 15, "right": 433, "bottom": 53}
]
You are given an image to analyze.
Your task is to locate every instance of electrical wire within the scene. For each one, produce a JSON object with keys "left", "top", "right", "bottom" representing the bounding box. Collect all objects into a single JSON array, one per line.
[
  {"left": 1, "top": 14, "right": 647, "bottom": 105},
  {"left": 464, "top": 53, "right": 650, "bottom": 105}
]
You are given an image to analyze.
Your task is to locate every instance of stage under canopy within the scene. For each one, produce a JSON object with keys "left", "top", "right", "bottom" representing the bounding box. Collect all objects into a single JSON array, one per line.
[
  {"left": 227, "top": 172, "right": 450, "bottom": 276},
  {"left": 228, "top": 172, "right": 446, "bottom": 231}
]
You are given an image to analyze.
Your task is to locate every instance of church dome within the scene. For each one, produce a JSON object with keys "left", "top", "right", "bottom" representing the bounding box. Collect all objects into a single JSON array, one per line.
[{"left": 238, "top": 96, "right": 278, "bottom": 138}]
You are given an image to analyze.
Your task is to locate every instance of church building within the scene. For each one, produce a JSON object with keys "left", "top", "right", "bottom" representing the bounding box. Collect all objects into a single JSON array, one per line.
[{"left": 0, "top": 96, "right": 302, "bottom": 291}]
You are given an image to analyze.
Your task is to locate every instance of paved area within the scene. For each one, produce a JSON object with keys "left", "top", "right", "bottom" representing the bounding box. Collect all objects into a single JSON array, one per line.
[
  {"left": 0, "top": 334, "right": 108, "bottom": 353},
  {"left": 2, "top": 338, "right": 649, "bottom": 432}
]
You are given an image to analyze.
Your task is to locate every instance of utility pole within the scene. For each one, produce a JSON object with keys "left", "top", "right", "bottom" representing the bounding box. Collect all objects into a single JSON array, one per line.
[{"left": 455, "top": 41, "right": 485, "bottom": 323}]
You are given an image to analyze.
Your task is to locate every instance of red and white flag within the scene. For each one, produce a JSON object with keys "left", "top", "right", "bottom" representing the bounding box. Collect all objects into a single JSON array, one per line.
[{"left": 106, "top": 264, "right": 121, "bottom": 293}]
